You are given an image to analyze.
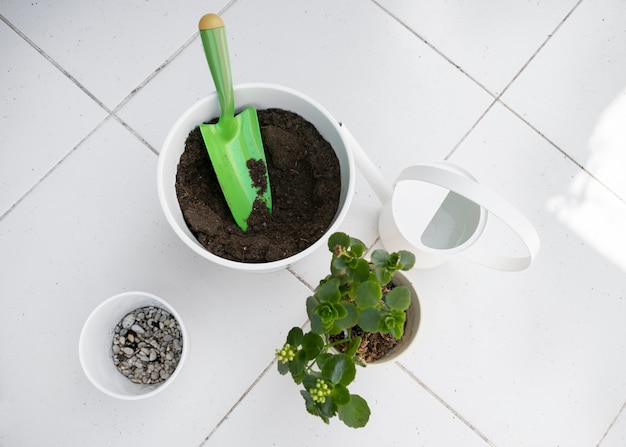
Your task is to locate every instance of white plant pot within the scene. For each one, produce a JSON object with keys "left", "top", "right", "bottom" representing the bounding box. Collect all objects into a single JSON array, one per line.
[
  {"left": 157, "top": 83, "right": 355, "bottom": 273},
  {"left": 79, "top": 291, "right": 188, "bottom": 400},
  {"left": 367, "top": 271, "right": 421, "bottom": 365}
]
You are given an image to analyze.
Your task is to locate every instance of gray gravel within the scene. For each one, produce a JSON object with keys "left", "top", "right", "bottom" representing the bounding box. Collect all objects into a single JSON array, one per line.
[{"left": 110, "top": 306, "right": 183, "bottom": 385}]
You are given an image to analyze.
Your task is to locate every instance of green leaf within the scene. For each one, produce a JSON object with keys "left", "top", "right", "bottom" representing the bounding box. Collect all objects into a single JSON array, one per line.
[
  {"left": 379, "top": 309, "right": 406, "bottom": 339},
  {"left": 316, "top": 353, "right": 332, "bottom": 370},
  {"left": 384, "top": 286, "right": 411, "bottom": 311},
  {"left": 346, "top": 258, "right": 370, "bottom": 283},
  {"left": 306, "top": 295, "right": 319, "bottom": 318},
  {"left": 314, "top": 302, "right": 344, "bottom": 332},
  {"left": 310, "top": 314, "right": 324, "bottom": 334},
  {"left": 289, "top": 350, "right": 307, "bottom": 382},
  {"left": 315, "top": 279, "right": 341, "bottom": 303},
  {"left": 349, "top": 240, "right": 366, "bottom": 258},
  {"left": 343, "top": 335, "right": 362, "bottom": 358},
  {"left": 373, "top": 265, "right": 393, "bottom": 285},
  {"left": 359, "top": 308, "right": 382, "bottom": 333},
  {"left": 321, "top": 354, "right": 356, "bottom": 386},
  {"left": 335, "top": 302, "right": 348, "bottom": 319},
  {"left": 398, "top": 250, "right": 416, "bottom": 270},
  {"left": 354, "top": 281, "right": 382, "bottom": 309},
  {"left": 313, "top": 303, "right": 337, "bottom": 327},
  {"left": 301, "top": 389, "right": 315, "bottom": 410},
  {"left": 370, "top": 249, "right": 389, "bottom": 267},
  {"left": 328, "top": 232, "right": 351, "bottom": 251},
  {"left": 390, "top": 321, "right": 404, "bottom": 339},
  {"left": 331, "top": 255, "right": 348, "bottom": 272},
  {"left": 333, "top": 302, "right": 358, "bottom": 331},
  {"left": 319, "top": 395, "right": 338, "bottom": 419},
  {"left": 301, "top": 390, "right": 330, "bottom": 424},
  {"left": 386, "top": 252, "right": 401, "bottom": 269},
  {"left": 347, "top": 256, "right": 360, "bottom": 270},
  {"left": 331, "top": 384, "right": 351, "bottom": 406},
  {"left": 286, "top": 327, "right": 303, "bottom": 347},
  {"left": 301, "top": 332, "right": 324, "bottom": 360},
  {"left": 277, "top": 358, "right": 289, "bottom": 375},
  {"left": 302, "top": 373, "right": 320, "bottom": 390},
  {"left": 337, "top": 394, "right": 370, "bottom": 428}
]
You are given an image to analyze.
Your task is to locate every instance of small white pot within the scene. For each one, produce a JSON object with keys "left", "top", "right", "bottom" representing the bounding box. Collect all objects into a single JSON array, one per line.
[
  {"left": 367, "top": 272, "right": 421, "bottom": 365},
  {"left": 79, "top": 291, "right": 188, "bottom": 400},
  {"left": 157, "top": 83, "right": 355, "bottom": 273}
]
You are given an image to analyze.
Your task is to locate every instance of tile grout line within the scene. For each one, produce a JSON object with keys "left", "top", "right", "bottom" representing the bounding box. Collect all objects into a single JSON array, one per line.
[
  {"left": 112, "top": 115, "right": 159, "bottom": 156},
  {"left": 370, "top": 0, "right": 496, "bottom": 101},
  {"left": 197, "top": 314, "right": 311, "bottom": 446},
  {"left": 0, "top": 0, "right": 247, "bottom": 223},
  {"left": 109, "top": 0, "right": 240, "bottom": 115},
  {"left": 367, "top": 0, "right": 502, "bottom": 160},
  {"left": 444, "top": 99, "right": 499, "bottom": 160},
  {"left": 448, "top": 0, "right": 584, "bottom": 159},
  {"left": 595, "top": 399, "right": 626, "bottom": 447},
  {"left": 497, "top": 99, "right": 624, "bottom": 204},
  {"left": 109, "top": 31, "right": 200, "bottom": 117},
  {"left": 286, "top": 266, "right": 315, "bottom": 291},
  {"left": 0, "top": 8, "right": 200, "bottom": 215},
  {"left": 197, "top": 357, "right": 277, "bottom": 446},
  {"left": 0, "top": 14, "right": 117, "bottom": 222},
  {"left": 373, "top": 1, "right": 622, "bottom": 442},
  {"left": 482, "top": 0, "right": 590, "bottom": 166},
  {"left": 0, "top": 115, "right": 113, "bottom": 223},
  {"left": 2, "top": 0, "right": 232, "bottom": 176},
  {"left": 0, "top": 110, "right": 158, "bottom": 222},
  {"left": 395, "top": 362, "right": 498, "bottom": 447},
  {"left": 109, "top": 0, "right": 240, "bottom": 156},
  {"left": 107, "top": 28, "right": 199, "bottom": 158},
  {"left": 443, "top": 0, "right": 623, "bottom": 204},
  {"left": 495, "top": 0, "right": 585, "bottom": 102},
  {"left": 371, "top": 0, "right": 586, "bottom": 164},
  {"left": 484, "top": 0, "right": 623, "bottom": 204},
  {"left": 0, "top": 14, "right": 112, "bottom": 115}
]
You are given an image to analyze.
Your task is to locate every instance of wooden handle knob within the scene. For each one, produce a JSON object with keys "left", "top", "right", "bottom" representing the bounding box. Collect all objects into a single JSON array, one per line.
[{"left": 199, "top": 13, "right": 224, "bottom": 31}]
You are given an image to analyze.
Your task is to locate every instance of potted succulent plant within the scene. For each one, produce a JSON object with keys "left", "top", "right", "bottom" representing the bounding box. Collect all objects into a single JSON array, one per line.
[{"left": 275, "top": 232, "right": 419, "bottom": 428}]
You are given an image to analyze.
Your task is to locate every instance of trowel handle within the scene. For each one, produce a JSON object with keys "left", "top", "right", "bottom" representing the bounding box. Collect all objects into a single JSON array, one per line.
[
  {"left": 199, "top": 14, "right": 235, "bottom": 128},
  {"left": 340, "top": 124, "right": 393, "bottom": 203}
]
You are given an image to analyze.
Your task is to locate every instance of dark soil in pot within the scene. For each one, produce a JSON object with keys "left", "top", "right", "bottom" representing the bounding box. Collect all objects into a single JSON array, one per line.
[
  {"left": 175, "top": 108, "right": 341, "bottom": 263},
  {"left": 338, "top": 326, "right": 402, "bottom": 363},
  {"left": 330, "top": 282, "right": 409, "bottom": 363}
]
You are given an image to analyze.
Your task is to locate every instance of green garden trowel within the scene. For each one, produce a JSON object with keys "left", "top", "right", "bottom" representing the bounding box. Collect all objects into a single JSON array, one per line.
[{"left": 198, "top": 13, "right": 272, "bottom": 231}]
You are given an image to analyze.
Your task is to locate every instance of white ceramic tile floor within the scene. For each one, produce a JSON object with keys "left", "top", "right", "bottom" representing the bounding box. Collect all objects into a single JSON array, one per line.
[
  {"left": 375, "top": 0, "right": 582, "bottom": 96},
  {"left": 0, "top": 19, "right": 106, "bottom": 218},
  {"left": 501, "top": 0, "right": 626, "bottom": 200},
  {"left": 1, "top": 1, "right": 625, "bottom": 446}
]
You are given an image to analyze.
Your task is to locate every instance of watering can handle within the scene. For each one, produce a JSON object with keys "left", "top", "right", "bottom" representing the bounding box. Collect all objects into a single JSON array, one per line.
[{"left": 397, "top": 165, "right": 541, "bottom": 271}]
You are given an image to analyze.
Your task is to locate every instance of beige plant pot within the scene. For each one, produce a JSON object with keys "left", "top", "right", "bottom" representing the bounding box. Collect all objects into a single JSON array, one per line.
[{"left": 367, "top": 271, "right": 421, "bottom": 365}]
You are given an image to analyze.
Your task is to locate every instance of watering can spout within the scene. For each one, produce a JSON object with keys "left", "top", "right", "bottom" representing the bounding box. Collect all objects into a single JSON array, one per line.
[{"left": 340, "top": 124, "right": 393, "bottom": 203}]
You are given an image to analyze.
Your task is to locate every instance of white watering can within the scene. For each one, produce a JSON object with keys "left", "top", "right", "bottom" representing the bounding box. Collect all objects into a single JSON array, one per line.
[{"left": 341, "top": 125, "right": 540, "bottom": 271}]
